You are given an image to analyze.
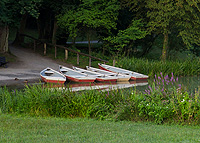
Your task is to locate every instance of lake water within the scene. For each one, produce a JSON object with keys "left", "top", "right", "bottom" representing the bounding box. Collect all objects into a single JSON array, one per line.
[
  {"left": 136, "top": 76, "right": 200, "bottom": 93},
  {"left": 2, "top": 76, "right": 199, "bottom": 92}
]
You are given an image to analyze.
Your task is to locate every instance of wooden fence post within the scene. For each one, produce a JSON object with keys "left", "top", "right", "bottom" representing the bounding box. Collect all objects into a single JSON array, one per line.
[
  {"left": 65, "top": 49, "right": 68, "bottom": 60},
  {"left": 113, "top": 59, "right": 115, "bottom": 66},
  {"left": 89, "top": 57, "right": 91, "bottom": 67},
  {"left": 55, "top": 46, "right": 57, "bottom": 58},
  {"left": 44, "top": 43, "right": 46, "bottom": 55},
  {"left": 77, "top": 53, "right": 79, "bottom": 65}
]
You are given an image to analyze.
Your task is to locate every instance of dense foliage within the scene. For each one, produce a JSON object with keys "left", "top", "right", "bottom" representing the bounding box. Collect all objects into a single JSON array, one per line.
[{"left": 1, "top": 0, "right": 199, "bottom": 62}]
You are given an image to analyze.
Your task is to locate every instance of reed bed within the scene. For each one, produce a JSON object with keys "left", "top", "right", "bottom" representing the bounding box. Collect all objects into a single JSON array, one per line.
[
  {"left": 0, "top": 77, "right": 200, "bottom": 125},
  {"left": 117, "top": 57, "right": 200, "bottom": 77}
]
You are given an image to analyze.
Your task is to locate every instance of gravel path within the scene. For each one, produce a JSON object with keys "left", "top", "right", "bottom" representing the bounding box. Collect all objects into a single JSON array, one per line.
[{"left": 0, "top": 45, "right": 71, "bottom": 86}]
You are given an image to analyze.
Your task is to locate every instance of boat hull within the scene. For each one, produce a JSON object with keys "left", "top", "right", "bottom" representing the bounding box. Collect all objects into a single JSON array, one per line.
[
  {"left": 116, "top": 77, "right": 131, "bottom": 82},
  {"left": 96, "top": 78, "right": 117, "bottom": 82},
  {"left": 66, "top": 76, "right": 96, "bottom": 82},
  {"left": 41, "top": 76, "right": 66, "bottom": 84}
]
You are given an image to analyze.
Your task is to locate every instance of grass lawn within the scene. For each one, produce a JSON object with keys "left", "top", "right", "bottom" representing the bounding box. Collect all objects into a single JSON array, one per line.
[{"left": 0, "top": 114, "right": 200, "bottom": 143}]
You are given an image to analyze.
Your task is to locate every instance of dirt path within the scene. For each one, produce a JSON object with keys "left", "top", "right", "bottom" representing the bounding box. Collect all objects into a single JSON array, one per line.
[{"left": 0, "top": 45, "right": 71, "bottom": 86}]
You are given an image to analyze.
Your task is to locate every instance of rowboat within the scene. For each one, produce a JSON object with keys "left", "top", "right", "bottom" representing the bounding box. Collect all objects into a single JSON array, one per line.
[
  {"left": 86, "top": 66, "right": 131, "bottom": 82},
  {"left": 98, "top": 63, "right": 149, "bottom": 80},
  {"left": 40, "top": 67, "right": 66, "bottom": 84},
  {"left": 72, "top": 66, "right": 118, "bottom": 82},
  {"left": 59, "top": 65, "right": 96, "bottom": 82}
]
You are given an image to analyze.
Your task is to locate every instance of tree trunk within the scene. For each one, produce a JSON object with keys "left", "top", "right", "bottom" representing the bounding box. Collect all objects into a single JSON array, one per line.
[
  {"left": 37, "top": 18, "right": 43, "bottom": 39},
  {"left": 13, "top": 13, "right": 28, "bottom": 45},
  {"left": 0, "top": 26, "right": 9, "bottom": 53},
  {"left": 52, "top": 20, "right": 58, "bottom": 45},
  {"left": 161, "top": 30, "right": 168, "bottom": 61}
]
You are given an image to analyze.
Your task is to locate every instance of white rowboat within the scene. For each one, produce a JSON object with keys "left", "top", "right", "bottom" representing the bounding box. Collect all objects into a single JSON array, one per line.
[
  {"left": 40, "top": 67, "right": 66, "bottom": 84},
  {"left": 86, "top": 66, "right": 131, "bottom": 82},
  {"left": 59, "top": 65, "right": 96, "bottom": 82},
  {"left": 73, "top": 66, "right": 118, "bottom": 82},
  {"left": 98, "top": 63, "right": 148, "bottom": 80}
]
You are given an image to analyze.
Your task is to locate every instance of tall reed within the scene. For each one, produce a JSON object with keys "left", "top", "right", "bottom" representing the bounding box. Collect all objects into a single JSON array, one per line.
[
  {"left": 0, "top": 82, "right": 199, "bottom": 125},
  {"left": 117, "top": 57, "right": 200, "bottom": 77}
]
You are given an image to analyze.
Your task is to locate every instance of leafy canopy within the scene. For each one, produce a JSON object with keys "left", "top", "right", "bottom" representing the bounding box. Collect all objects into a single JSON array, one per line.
[
  {"left": 104, "top": 19, "right": 147, "bottom": 56},
  {"left": 0, "top": 0, "right": 41, "bottom": 26},
  {"left": 57, "top": 0, "right": 120, "bottom": 38}
]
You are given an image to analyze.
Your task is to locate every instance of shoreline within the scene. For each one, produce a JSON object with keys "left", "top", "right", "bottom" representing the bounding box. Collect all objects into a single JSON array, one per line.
[{"left": 0, "top": 78, "right": 41, "bottom": 87}]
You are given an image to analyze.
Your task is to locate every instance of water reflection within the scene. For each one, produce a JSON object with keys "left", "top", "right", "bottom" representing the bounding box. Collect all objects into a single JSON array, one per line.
[
  {"left": 3, "top": 76, "right": 199, "bottom": 93},
  {"left": 138, "top": 76, "right": 200, "bottom": 93},
  {"left": 176, "top": 76, "right": 200, "bottom": 93},
  {"left": 48, "top": 80, "right": 148, "bottom": 92}
]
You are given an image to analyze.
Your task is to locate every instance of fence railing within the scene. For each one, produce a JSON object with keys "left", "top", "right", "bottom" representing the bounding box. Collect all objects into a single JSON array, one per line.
[{"left": 20, "top": 34, "right": 108, "bottom": 66}]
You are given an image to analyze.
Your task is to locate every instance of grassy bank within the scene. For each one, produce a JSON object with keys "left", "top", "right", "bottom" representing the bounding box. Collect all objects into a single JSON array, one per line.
[
  {"left": 0, "top": 73, "right": 200, "bottom": 125},
  {"left": 1, "top": 114, "right": 200, "bottom": 143},
  {"left": 117, "top": 57, "right": 200, "bottom": 77}
]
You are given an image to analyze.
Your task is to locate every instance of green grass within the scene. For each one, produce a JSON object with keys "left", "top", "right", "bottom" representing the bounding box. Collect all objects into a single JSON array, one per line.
[{"left": 0, "top": 114, "right": 200, "bottom": 143}]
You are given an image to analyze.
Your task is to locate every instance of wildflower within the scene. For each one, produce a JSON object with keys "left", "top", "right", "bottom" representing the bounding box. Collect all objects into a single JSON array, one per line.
[
  {"left": 148, "top": 85, "right": 152, "bottom": 92},
  {"left": 160, "top": 72, "right": 163, "bottom": 77},
  {"left": 176, "top": 77, "right": 178, "bottom": 81},
  {"left": 170, "top": 76, "right": 173, "bottom": 82},
  {"left": 181, "top": 99, "right": 185, "bottom": 102},
  {"left": 164, "top": 75, "right": 168, "bottom": 80},
  {"left": 158, "top": 76, "right": 161, "bottom": 80}
]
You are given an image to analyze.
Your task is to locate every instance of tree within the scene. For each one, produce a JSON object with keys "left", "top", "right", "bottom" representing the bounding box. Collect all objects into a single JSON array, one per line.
[
  {"left": 176, "top": 0, "right": 200, "bottom": 48},
  {"left": 104, "top": 19, "right": 147, "bottom": 58},
  {"left": 36, "top": 0, "right": 80, "bottom": 44},
  {"left": 0, "top": 0, "right": 41, "bottom": 52},
  {"left": 0, "top": 0, "right": 13, "bottom": 53},
  {"left": 13, "top": 0, "right": 41, "bottom": 45},
  {"left": 57, "top": 0, "right": 120, "bottom": 56},
  {"left": 123, "top": 0, "right": 200, "bottom": 61},
  {"left": 147, "top": 0, "right": 200, "bottom": 61},
  {"left": 146, "top": 0, "right": 179, "bottom": 61}
]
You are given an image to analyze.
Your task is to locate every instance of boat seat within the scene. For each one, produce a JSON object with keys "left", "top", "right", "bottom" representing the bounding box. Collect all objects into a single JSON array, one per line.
[
  {"left": 60, "top": 69, "right": 68, "bottom": 72},
  {"left": 45, "top": 71, "right": 54, "bottom": 75},
  {"left": 0, "top": 57, "right": 8, "bottom": 68}
]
